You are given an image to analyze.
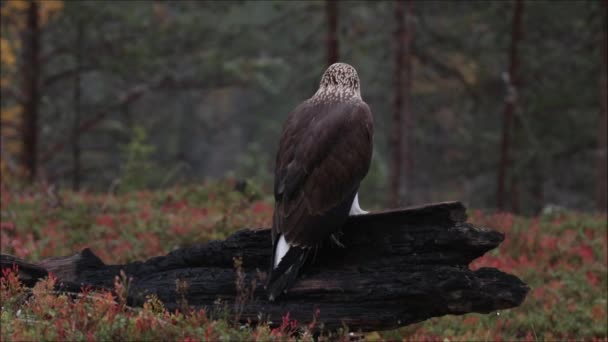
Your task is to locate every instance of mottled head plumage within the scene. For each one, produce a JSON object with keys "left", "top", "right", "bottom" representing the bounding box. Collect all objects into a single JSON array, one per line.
[{"left": 314, "top": 62, "right": 361, "bottom": 100}]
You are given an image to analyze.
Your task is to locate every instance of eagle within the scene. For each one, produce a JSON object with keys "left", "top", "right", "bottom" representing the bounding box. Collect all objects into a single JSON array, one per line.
[{"left": 266, "top": 63, "right": 374, "bottom": 301}]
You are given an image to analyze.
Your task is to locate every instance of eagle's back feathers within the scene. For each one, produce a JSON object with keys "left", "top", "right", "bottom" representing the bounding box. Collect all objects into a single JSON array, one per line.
[{"left": 266, "top": 63, "right": 373, "bottom": 301}]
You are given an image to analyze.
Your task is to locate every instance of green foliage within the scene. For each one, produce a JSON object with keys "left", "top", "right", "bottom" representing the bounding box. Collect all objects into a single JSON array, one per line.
[
  {"left": 235, "top": 142, "right": 273, "bottom": 188},
  {"left": 119, "top": 126, "right": 160, "bottom": 193}
]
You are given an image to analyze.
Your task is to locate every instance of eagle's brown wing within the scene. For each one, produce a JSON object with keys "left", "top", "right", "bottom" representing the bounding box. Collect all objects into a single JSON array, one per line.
[{"left": 272, "top": 98, "right": 373, "bottom": 247}]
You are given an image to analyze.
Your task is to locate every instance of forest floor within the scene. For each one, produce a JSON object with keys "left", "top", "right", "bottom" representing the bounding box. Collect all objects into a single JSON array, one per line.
[{"left": 1, "top": 180, "right": 606, "bottom": 341}]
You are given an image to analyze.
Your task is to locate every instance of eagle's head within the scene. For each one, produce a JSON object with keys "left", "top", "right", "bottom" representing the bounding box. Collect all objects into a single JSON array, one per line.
[{"left": 315, "top": 62, "right": 361, "bottom": 100}]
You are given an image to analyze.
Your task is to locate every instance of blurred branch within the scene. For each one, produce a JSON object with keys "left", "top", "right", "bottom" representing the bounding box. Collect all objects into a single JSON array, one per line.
[
  {"left": 0, "top": 87, "right": 25, "bottom": 105},
  {"left": 48, "top": 164, "right": 110, "bottom": 181},
  {"left": 0, "top": 121, "right": 20, "bottom": 131},
  {"left": 418, "top": 22, "right": 470, "bottom": 53},
  {"left": 158, "top": 77, "right": 228, "bottom": 90},
  {"left": 40, "top": 75, "right": 238, "bottom": 164},
  {"left": 553, "top": 142, "right": 598, "bottom": 161},
  {"left": 39, "top": 46, "right": 72, "bottom": 65},
  {"left": 43, "top": 64, "right": 98, "bottom": 88},
  {"left": 259, "top": 3, "right": 315, "bottom": 31},
  {"left": 40, "top": 79, "right": 162, "bottom": 164},
  {"left": 411, "top": 43, "right": 480, "bottom": 106}
]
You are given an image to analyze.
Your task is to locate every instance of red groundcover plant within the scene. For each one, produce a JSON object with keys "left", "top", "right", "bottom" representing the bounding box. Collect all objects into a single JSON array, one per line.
[
  {"left": 1, "top": 180, "right": 607, "bottom": 340},
  {"left": 0, "top": 265, "right": 319, "bottom": 341}
]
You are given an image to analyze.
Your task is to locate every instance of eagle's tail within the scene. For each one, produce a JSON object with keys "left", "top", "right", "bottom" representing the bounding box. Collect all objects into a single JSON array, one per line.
[{"left": 266, "top": 245, "right": 311, "bottom": 301}]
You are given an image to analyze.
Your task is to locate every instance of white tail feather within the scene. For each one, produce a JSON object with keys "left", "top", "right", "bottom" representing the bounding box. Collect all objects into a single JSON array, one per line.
[
  {"left": 274, "top": 235, "right": 290, "bottom": 268},
  {"left": 349, "top": 192, "right": 368, "bottom": 215}
]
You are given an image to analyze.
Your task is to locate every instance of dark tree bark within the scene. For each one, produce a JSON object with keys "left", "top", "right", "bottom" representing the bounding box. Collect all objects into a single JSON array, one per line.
[
  {"left": 390, "top": 0, "right": 414, "bottom": 208},
  {"left": 71, "top": 21, "right": 84, "bottom": 191},
  {"left": 21, "top": 0, "right": 41, "bottom": 182},
  {"left": 389, "top": 0, "right": 404, "bottom": 208},
  {"left": 325, "top": 0, "right": 339, "bottom": 65},
  {"left": 403, "top": 0, "right": 414, "bottom": 206},
  {"left": 1, "top": 202, "right": 529, "bottom": 333},
  {"left": 497, "top": 0, "right": 524, "bottom": 211},
  {"left": 598, "top": 0, "right": 607, "bottom": 213}
]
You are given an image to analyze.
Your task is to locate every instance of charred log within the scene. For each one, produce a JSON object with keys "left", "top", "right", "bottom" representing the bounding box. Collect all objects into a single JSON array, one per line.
[{"left": 1, "top": 202, "right": 529, "bottom": 332}]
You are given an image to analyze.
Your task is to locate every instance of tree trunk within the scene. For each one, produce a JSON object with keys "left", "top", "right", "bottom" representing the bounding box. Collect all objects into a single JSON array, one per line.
[
  {"left": 1, "top": 202, "right": 529, "bottom": 333},
  {"left": 72, "top": 21, "right": 84, "bottom": 191},
  {"left": 390, "top": 0, "right": 414, "bottom": 208},
  {"left": 325, "top": 0, "right": 339, "bottom": 66},
  {"left": 390, "top": 0, "right": 405, "bottom": 208},
  {"left": 598, "top": 0, "right": 607, "bottom": 213},
  {"left": 403, "top": 0, "right": 414, "bottom": 205},
  {"left": 497, "top": 0, "right": 523, "bottom": 211},
  {"left": 21, "top": 0, "right": 40, "bottom": 182}
]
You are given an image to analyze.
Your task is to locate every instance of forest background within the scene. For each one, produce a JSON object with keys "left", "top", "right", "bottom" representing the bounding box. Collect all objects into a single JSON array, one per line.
[
  {"left": 0, "top": 0, "right": 607, "bottom": 341},
  {"left": 1, "top": 0, "right": 606, "bottom": 215}
]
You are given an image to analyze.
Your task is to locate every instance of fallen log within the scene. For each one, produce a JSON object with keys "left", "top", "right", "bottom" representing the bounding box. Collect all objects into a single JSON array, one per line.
[{"left": 1, "top": 201, "right": 529, "bottom": 332}]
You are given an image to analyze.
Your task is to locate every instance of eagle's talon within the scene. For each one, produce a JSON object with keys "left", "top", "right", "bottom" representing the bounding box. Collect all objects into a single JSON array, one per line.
[{"left": 330, "top": 233, "right": 346, "bottom": 248}]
